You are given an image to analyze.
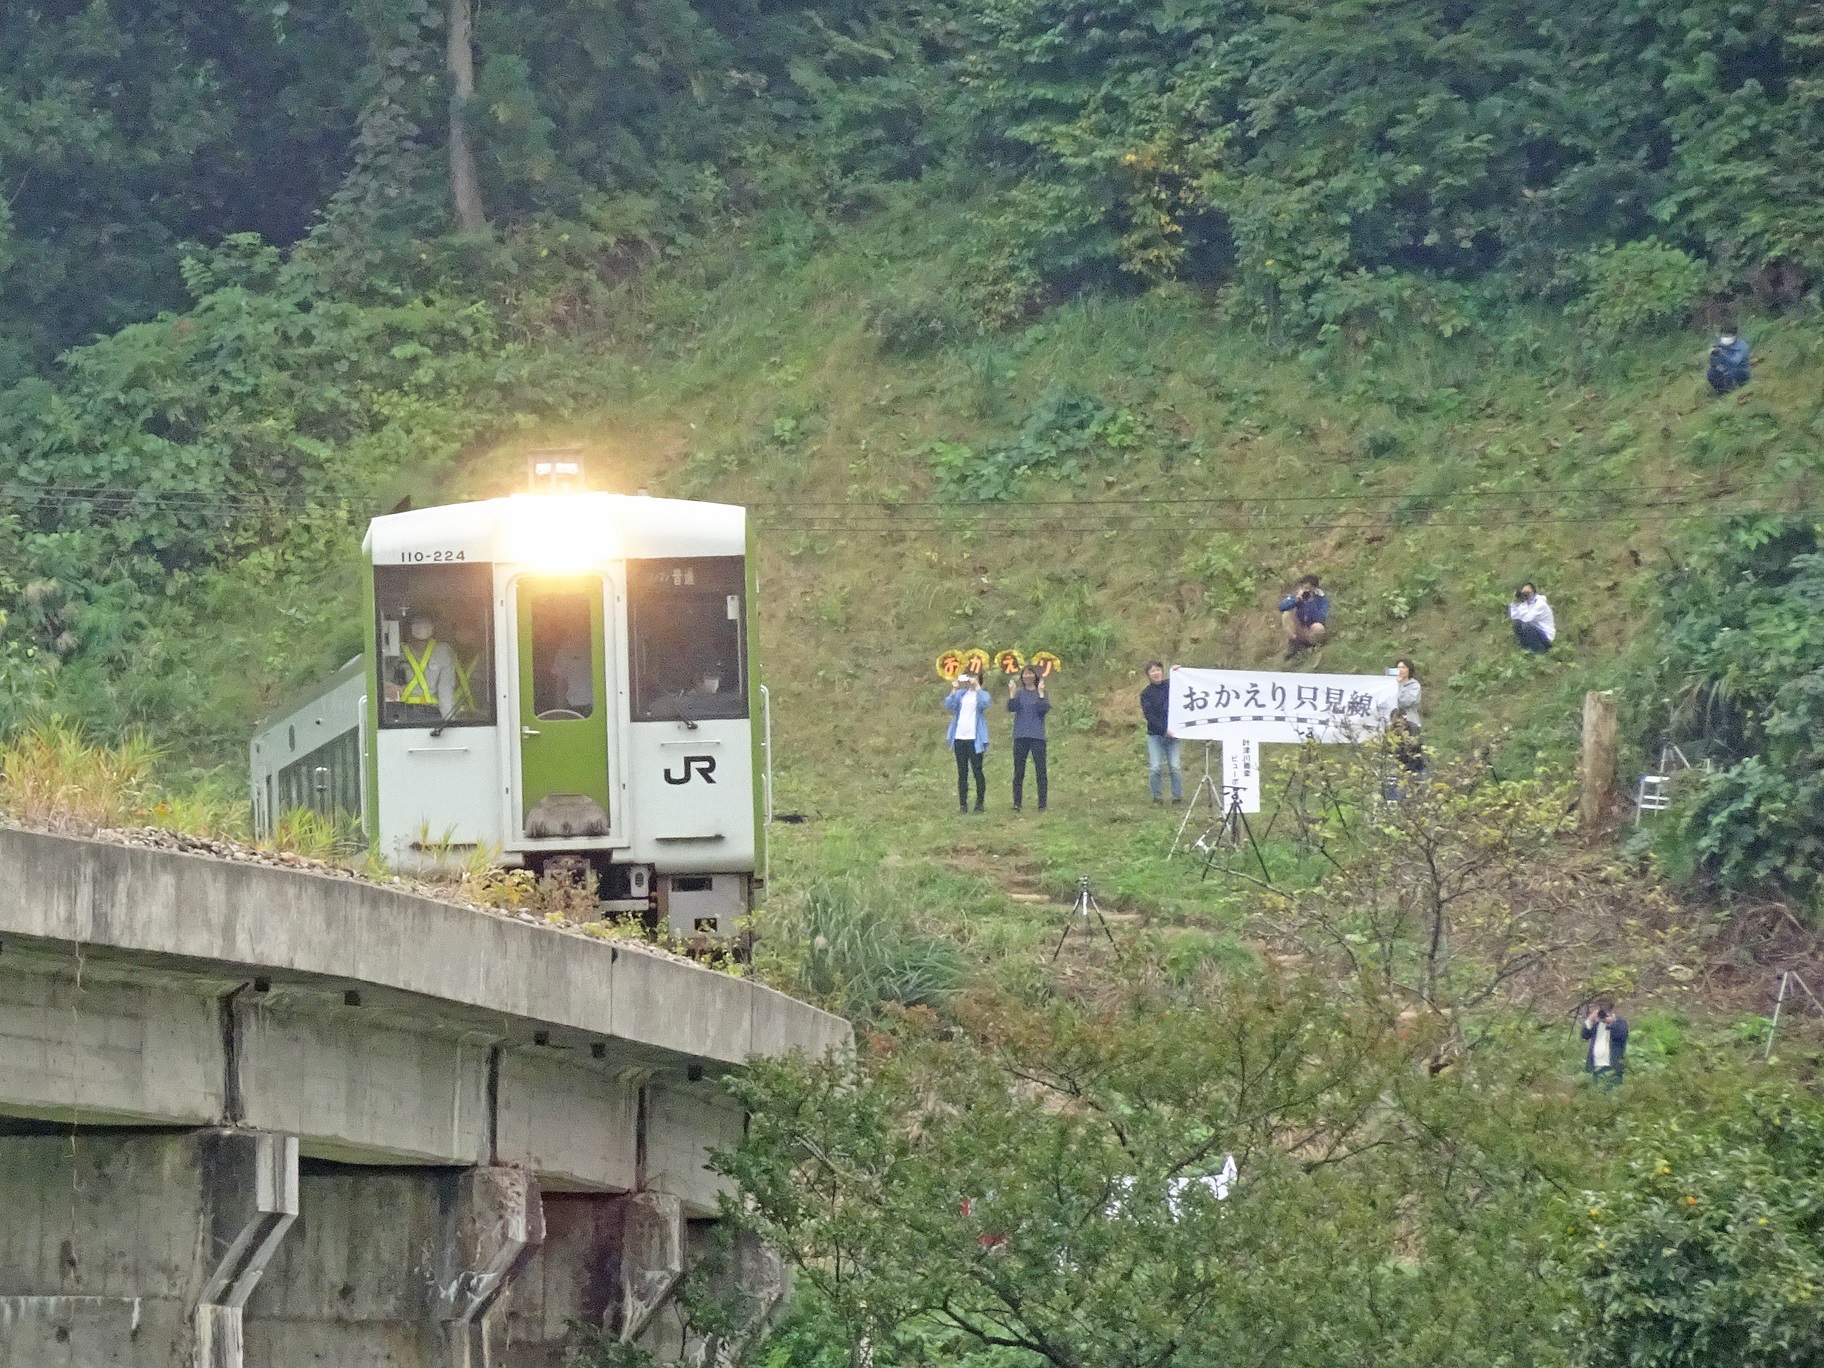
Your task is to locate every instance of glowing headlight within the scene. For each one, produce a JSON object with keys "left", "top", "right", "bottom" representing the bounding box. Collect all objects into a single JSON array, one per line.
[{"left": 502, "top": 495, "right": 620, "bottom": 569}]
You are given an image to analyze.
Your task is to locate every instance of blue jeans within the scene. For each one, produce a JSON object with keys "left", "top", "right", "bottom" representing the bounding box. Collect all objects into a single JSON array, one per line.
[
  {"left": 1147, "top": 735, "right": 1182, "bottom": 801},
  {"left": 1513, "top": 621, "right": 1552, "bottom": 653}
]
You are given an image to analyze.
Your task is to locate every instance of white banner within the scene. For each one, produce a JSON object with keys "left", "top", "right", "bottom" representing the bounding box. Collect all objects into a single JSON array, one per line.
[
  {"left": 1167, "top": 666, "right": 1398, "bottom": 744},
  {"left": 1222, "top": 736, "right": 1261, "bottom": 814}
]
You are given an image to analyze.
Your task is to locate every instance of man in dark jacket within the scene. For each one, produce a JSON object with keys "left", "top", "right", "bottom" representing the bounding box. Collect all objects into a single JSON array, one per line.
[
  {"left": 1580, "top": 1000, "right": 1629, "bottom": 1086},
  {"left": 1139, "top": 661, "right": 1181, "bottom": 804},
  {"left": 1278, "top": 575, "right": 1330, "bottom": 659},
  {"left": 1707, "top": 327, "right": 1750, "bottom": 394}
]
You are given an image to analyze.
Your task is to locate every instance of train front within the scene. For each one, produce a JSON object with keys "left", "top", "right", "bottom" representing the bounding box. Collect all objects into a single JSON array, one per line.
[{"left": 362, "top": 493, "right": 762, "bottom": 935}]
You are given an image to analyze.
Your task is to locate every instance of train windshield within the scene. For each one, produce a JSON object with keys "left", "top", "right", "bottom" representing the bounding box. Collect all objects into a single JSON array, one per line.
[
  {"left": 628, "top": 556, "right": 748, "bottom": 722},
  {"left": 374, "top": 564, "right": 496, "bottom": 728}
]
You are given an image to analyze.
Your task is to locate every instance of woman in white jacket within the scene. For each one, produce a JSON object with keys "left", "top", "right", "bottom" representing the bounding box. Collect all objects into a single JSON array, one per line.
[{"left": 1508, "top": 582, "right": 1555, "bottom": 652}]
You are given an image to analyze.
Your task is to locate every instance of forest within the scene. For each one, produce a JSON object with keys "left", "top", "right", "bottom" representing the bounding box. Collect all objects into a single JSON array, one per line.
[{"left": 6, "top": 1, "right": 1824, "bottom": 1364}]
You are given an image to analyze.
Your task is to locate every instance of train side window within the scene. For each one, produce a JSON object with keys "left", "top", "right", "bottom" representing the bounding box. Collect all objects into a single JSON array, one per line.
[
  {"left": 627, "top": 557, "right": 748, "bottom": 722},
  {"left": 375, "top": 564, "right": 496, "bottom": 728}
]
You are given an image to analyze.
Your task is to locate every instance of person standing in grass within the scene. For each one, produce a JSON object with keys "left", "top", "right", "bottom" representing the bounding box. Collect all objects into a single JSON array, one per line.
[
  {"left": 1140, "top": 661, "right": 1182, "bottom": 804},
  {"left": 1581, "top": 999, "right": 1629, "bottom": 1086},
  {"left": 1508, "top": 582, "right": 1556, "bottom": 653},
  {"left": 945, "top": 672, "right": 992, "bottom": 814},
  {"left": 1391, "top": 657, "right": 1424, "bottom": 776},
  {"left": 1007, "top": 665, "right": 1049, "bottom": 812}
]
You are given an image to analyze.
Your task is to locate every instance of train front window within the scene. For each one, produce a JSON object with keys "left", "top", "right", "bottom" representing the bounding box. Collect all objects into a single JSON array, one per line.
[
  {"left": 628, "top": 557, "right": 748, "bottom": 722},
  {"left": 374, "top": 564, "right": 496, "bottom": 728},
  {"left": 523, "top": 577, "right": 599, "bottom": 720}
]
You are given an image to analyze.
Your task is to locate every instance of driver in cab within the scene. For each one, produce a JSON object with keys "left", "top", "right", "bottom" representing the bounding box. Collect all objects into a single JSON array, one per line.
[{"left": 392, "top": 615, "right": 457, "bottom": 723}]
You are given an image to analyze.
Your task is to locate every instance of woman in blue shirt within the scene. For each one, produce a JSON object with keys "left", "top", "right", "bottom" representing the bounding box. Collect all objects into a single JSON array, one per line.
[
  {"left": 1006, "top": 666, "right": 1050, "bottom": 811},
  {"left": 944, "top": 674, "right": 992, "bottom": 813}
]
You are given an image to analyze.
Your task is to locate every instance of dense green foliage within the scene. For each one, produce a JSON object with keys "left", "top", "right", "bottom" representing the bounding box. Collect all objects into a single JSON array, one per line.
[
  {"left": 721, "top": 976, "right": 1578, "bottom": 1368},
  {"left": 1656, "top": 516, "right": 1824, "bottom": 901},
  {"left": 1559, "top": 1088, "right": 1824, "bottom": 1367},
  {"left": 10, "top": 0, "right": 1824, "bottom": 376}
]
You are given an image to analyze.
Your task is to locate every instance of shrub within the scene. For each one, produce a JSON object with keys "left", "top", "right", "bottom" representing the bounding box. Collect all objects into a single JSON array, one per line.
[
  {"left": 1572, "top": 239, "right": 1709, "bottom": 339},
  {"left": 1559, "top": 1089, "right": 1824, "bottom": 1368},
  {"left": 866, "top": 284, "right": 974, "bottom": 358},
  {"left": 768, "top": 874, "right": 967, "bottom": 1018},
  {"left": 1656, "top": 516, "right": 1824, "bottom": 899}
]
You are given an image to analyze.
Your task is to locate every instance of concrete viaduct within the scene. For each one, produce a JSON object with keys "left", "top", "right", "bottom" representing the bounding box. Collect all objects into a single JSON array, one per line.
[{"left": 0, "top": 829, "right": 848, "bottom": 1367}]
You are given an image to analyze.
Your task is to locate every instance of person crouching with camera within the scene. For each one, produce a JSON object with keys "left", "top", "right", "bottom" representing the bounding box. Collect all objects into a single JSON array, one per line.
[{"left": 1278, "top": 574, "right": 1329, "bottom": 660}]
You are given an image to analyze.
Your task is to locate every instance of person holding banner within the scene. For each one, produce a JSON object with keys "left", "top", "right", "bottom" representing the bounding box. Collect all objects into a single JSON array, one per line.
[
  {"left": 1140, "top": 661, "right": 1182, "bottom": 804},
  {"left": 945, "top": 672, "right": 993, "bottom": 814}
]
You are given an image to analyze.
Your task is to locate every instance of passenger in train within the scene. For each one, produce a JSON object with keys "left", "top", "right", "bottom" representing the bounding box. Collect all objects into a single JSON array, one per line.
[{"left": 534, "top": 596, "right": 595, "bottom": 717}]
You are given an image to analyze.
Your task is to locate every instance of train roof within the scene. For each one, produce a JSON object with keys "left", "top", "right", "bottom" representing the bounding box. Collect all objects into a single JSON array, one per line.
[
  {"left": 362, "top": 493, "right": 746, "bottom": 566},
  {"left": 252, "top": 654, "right": 364, "bottom": 747}
]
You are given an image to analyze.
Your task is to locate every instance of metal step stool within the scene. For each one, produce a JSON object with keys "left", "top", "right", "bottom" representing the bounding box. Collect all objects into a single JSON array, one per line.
[{"left": 1634, "top": 773, "right": 1672, "bottom": 825}]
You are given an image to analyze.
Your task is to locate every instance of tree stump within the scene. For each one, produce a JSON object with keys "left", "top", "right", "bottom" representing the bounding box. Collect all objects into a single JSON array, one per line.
[{"left": 1580, "top": 690, "right": 1619, "bottom": 828}]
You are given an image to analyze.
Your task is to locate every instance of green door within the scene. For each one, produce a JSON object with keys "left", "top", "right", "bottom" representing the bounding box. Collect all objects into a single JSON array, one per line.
[{"left": 515, "top": 575, "right": 611, "bottom": 838}]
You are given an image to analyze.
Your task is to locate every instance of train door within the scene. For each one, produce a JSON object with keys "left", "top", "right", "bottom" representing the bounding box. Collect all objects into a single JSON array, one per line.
[{"left": 511, "top": 574, "right": 614, "bottom": 840}]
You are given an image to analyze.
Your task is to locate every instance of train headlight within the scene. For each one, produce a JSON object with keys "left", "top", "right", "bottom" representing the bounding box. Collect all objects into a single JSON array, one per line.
[{"left": 503, "top": 496, "right": 619, "bottom": 570}]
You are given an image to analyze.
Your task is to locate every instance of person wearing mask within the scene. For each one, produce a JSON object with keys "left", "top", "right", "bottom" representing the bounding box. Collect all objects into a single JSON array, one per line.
[
  {"left": 1507, "top": 582, "right": 1556, "bottom": 653},
  {"left": 1139, "top": 661, "right": 1181, "bottom": 804},
  {"left": 1707, "top": 326, "right": 1751, "bottom": 394},
  {"left": 1006, "top": 665, "right": 1050, "bottom": 812},
  {"left": 1580, "top": 999, "right": 1629, "bottom": 1086},
  {"left": 1277, "top": 575, "right": 1330, "bottom": 659},
  {"left": 396, "top": 614, "right": 457, "bottom": 723},
  {"left": 945, "top": 672, "right": 992, "bottom": 814}
]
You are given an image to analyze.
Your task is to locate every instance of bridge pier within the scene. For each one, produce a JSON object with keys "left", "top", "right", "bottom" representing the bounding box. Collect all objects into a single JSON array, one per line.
[{"left": 0, "top": 831, "right": 846, "bottom": 1366}]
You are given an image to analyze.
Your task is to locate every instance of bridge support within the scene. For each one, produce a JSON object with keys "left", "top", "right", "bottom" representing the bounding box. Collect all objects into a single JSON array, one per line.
[{"left": 0, "top": 1128, "right": 298, "bottom": 1367}]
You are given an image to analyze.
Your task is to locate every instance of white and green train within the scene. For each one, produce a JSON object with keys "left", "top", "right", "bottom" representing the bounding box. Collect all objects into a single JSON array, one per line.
[{"left": 250, "top": 493, "right": 768, "bottom": 937}]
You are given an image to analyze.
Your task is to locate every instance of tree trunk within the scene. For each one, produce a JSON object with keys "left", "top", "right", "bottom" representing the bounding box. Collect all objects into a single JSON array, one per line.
[
  {"left": 446, "top": 0, "right": 486, "bottom": 232},
  {"left": 1580, "top": 690, "right": 1619, "bottom": 828}
]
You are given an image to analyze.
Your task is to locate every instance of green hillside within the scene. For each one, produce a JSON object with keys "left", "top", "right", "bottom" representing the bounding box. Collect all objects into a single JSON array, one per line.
[{"left": 8, "top": 4, "right": 1824, "bottom": 1362}]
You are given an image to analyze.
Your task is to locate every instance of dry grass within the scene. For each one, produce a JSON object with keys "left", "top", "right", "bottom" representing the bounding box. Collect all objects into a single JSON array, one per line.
[{"left": 0, "top": 717, "right": 160, "bottom": 834}]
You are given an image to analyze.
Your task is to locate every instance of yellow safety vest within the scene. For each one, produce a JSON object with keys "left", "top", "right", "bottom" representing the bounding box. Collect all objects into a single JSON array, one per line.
[
  {"left": 400, "top": 640, "right": 439, "bottom": 705},
  {"left": 453, "top": 654, "right": 479, "bottom": 714}
]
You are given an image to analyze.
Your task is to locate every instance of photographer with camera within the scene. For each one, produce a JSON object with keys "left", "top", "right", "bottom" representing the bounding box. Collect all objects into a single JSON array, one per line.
[
  {"left": 1580, "top": 999, "right": 1629, "bottom": 1087},
  {"left": 1277, "top": 574, "right": 1330, "bottom": 660},
  {"left": 1507, "top": 582, "right": 1556, "bottom": 653},
  {"left": 945, "top": 672, "right": 993, "bottom": 814}
]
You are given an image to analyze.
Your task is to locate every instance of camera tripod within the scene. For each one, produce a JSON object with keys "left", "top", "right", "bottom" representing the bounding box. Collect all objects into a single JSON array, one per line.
[
  {"left": 1051, "top": 875, "right": 1118, "bottom": 961},
  {"left": 1197, "top": 791, "right": 1272, "bottom": 883}
]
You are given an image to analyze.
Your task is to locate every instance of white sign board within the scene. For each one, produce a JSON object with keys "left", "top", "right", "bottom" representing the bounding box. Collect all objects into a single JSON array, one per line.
[
  {"left": 1167, "top": 667, "right": 1398, "bottom": 744},
  {"left": 1222, "top": 736, "right": 1261, "bottom": 814}
]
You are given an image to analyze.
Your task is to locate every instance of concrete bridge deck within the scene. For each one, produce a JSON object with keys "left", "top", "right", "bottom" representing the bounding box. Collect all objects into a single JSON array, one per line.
[{"left": 0, "top": 829, "right": 848, "bottom": 1366}]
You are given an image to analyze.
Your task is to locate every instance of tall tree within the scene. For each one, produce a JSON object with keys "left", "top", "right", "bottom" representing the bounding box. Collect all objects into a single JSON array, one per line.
[{"left": 446, "top": 0, "right": 487, "bottom": 231}]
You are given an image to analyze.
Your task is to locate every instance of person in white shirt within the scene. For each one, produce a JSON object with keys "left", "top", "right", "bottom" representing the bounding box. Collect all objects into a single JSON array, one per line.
[
  {"left": 1580, "top": 1000, "right": 1628, "bottom": 1086},
  {"left": 1508, "top": 582, "right": 1556, "bottom": 653},
  {"left": 944, "top": 673, "right": 993, "bottom": 814}
]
